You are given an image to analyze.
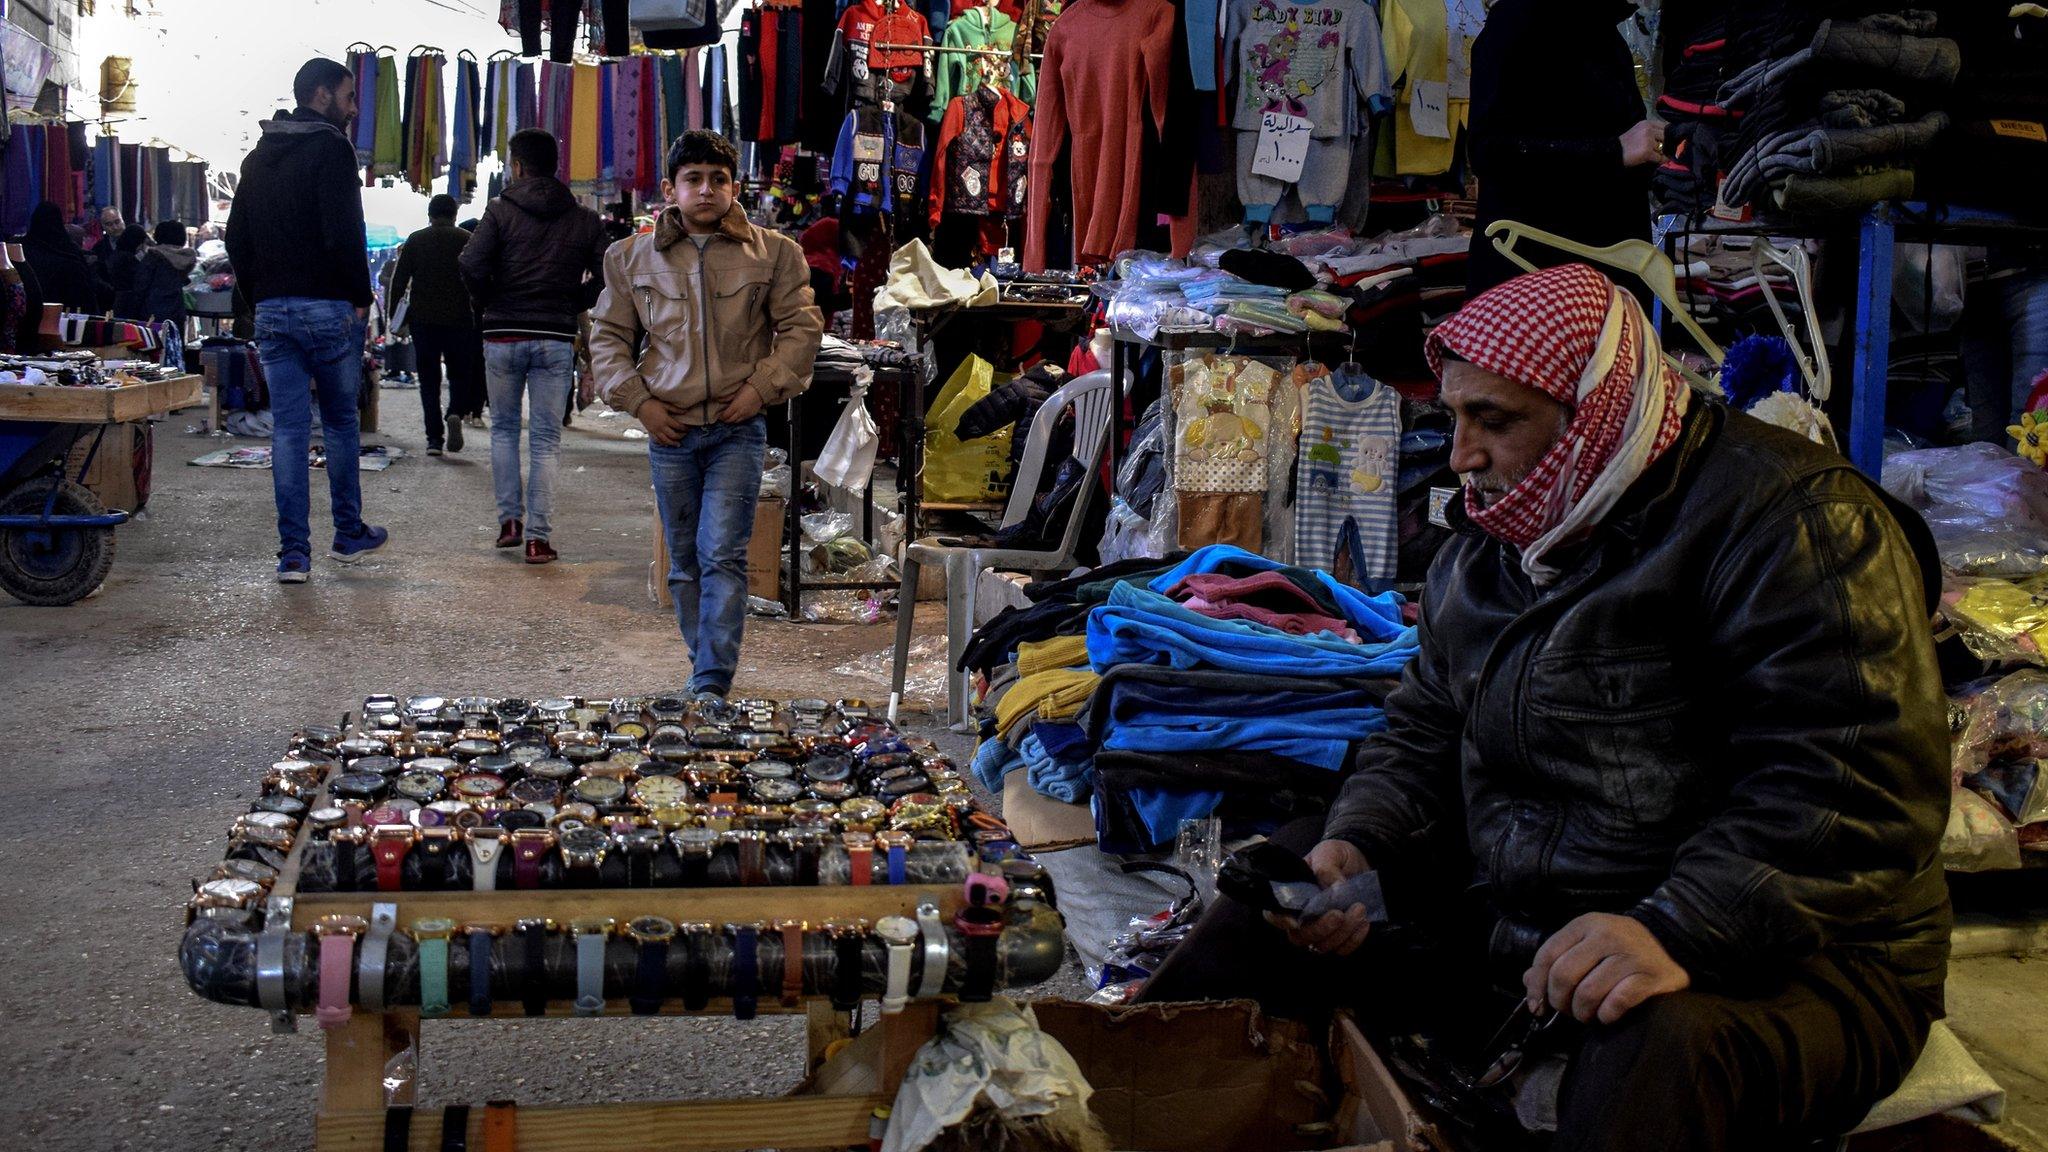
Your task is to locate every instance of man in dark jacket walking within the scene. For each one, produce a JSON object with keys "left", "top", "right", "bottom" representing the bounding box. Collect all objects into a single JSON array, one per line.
[
  {"left": 1141, "top": 266, "right": 1950, "bottom": 1152},
  {"left": 226, "top": 57, "right": 387, "bottom": 583},
  {"left": 458, "top": 128, "right": 607, "bottom": 564},
  {"left": 390, "top": 194, "right": 479, "bottom": 456}
]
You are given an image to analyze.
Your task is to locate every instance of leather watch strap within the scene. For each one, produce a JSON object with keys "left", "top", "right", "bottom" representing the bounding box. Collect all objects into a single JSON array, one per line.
[
  {"left": 956, "top": 909, "right": 1001, "bottom": 1003},
  {"left": 419, "top": 933, "right": 451, "bottom": 1017},
  {"left": 627, "top": 842, "right": 654, "bottom": 888},
  {"left": 481, "top": 1100, "right": 516, "bottom": 1152},
  {"left": 737, "top": 834, "right": 766, "bottom": 886},
  {"left": 882, "top": 936, "right": 912, "bottom": 1014},
  {"left": 848, "top": 843, "right": 872, "bottom": 886},
  {"left": 680, "top": 851, "right": 710, "bottom": 886},
  {"left": 794, "top": 837, "right": 821, "bottom": 886},
  {"left": 469, "top": 834, "right": 504, "bottom": 891},
  {"left": 680, "top": 928, "right": 711, "bottom": 1012},
  {"left": 317, "top": 932, "right": 356, "bottom": 1030},
  {"left": 779, "top": 923, "right": 804, "bottom": 1008},
  {"left": 519, "top": 923, "right": 548, "bottom": 1016},
  {"left": 439, "top": 1103, "right": 470, "bottom": 1152},
  {"left": 256, "top": 913, "right": 294, "bottom": 1034},
  {"left": 359, "top": 903, "right": 399, "bottom": 1013},
  {"left": 373, "top": 836, "right": 411, "bottom": 893},
  {"left": 383, "top": 1106, "right": 413, "bottom": 1152},
  {"left": 886, "top": 841, "right": 908, "bottom": 885},
  {"left": 731, "top": 925, "right": 759, "bottom": 1021},
  {"left": 575, "top": 932, "right": 606, "bottom": 1017},
  {"left": 467, "top": 930, "right": 494, "bottom": 1017},
  {"left": 630, "top": 935, "right": 667, "bottom": 1016},
  {"left": 914, "top": 903, "right": 948, "bottom": 998},
  {"left": 513, "top": 837, "right": 547, "bottom": 890},
  {"left": 334, "top": 835, "right": 361, "bottom": 891},
  {"left": 831, "top": 930, "right": 863, "bottom": 1012}
]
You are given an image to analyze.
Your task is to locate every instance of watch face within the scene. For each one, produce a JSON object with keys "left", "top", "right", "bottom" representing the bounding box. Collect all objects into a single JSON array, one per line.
[
  {"left": 611, "top": 720, "right": 649, "bottom": 740},
  {"left": 352, "top": 755, "right": 403, "bottom": 777},
  {"left": 808, "top": 780, "right": 857, "bottom": 803},
  {"left": 555, "top": 802, "right": 600, "bottom": 824},
  {"left": 216, "top": 858, "right": 280, "bottom": 885},
  {"left": 527, "top": 757, "right": 576, "bottom": 780},
  {"left": 395, "top": 771, "right": 446, "bottom": 802},
  {"left": 450, "top": 739, "right": 500, "bottom": 759},
  {"left": 195, "top": 878, "right": 266, "bottom": 909},
  {"left": 473, "top": 752, "right": 517, "bottom": 774},
  {"left": 840, "top": 798, "right": 887, "bottom": 827},
  {"left": 562, "top": 744, "right": 609, "bottom": 765},
  {"left": 633, "top": 775, "right": 689, "bottom": 808},
  {"left": 410, "top": 757, "right": 460, "bottom": 776},
  {"left": 452, "top": 772, "right": 507, "bottom": 799},
  {"left": 496, "top": 807, "right": 548, "bottom": 830},
  {"left": 405, "top": 695, "right": 448, "bottom": 716},
  {"left": 745, "top": 759, "right": 795, "bottom": 781},
  {"left": 507, "top": 777, "right": 561, "bottom": 805},
  {"left": 875, "top": 915, "right": 919, "bottom": 945},
  {"left": 337, "top": 738, "right": 391, "bottom": 760},
  {"left": 559, "top": 827, "right": 607, "bottom": 855},
  {"left": 571, "top": 776, "right": 628, "bottom": 806},
  {"left": 752, "top": 779, "right": 802, "bottom": 804},
  {"left": 628, "top": 915, "right": 677, "bottom": 942},
  {"left": 329, "top": 772, "right": 388, "bottom": 801},
  {"left": 493, "top": 698, "right": 533, "bottom": 721},
  {"left": 672, "top": 827, "right": 719, "bottom": 854}
]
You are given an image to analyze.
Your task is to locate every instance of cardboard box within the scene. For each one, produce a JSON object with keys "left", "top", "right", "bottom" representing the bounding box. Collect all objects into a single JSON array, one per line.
[{"left": 652, "top": 495, "right": 786, "bottom": 608}]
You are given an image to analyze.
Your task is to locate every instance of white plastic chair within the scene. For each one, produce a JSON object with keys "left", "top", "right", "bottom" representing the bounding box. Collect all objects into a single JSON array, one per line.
[{"left": 888, "top": 370, "right": 1116, "bottom": 729}]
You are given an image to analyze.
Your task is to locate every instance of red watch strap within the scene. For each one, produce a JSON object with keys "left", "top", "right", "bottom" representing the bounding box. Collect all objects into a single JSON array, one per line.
[
  {"left": 373, "top": 840, "right": 410, "bottom": 892},
  {"left": 780, "top": 925, "right": 804, "bottom": 1008},
  {"left": 514, "top": 841, "right": 545, "bottom": 890},
  {"left": 849, "top": 846, "right": 871, "bottom": 886},
  {"left": 482, "top": 1100, "right": 517, "bottom": 1152},
  {"left": 317, "top": 933, "right": 355, "bottom": 1030}
]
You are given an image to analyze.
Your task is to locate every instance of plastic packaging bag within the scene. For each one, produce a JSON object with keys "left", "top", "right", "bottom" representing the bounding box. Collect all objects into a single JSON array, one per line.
[
  {"left": 1942, "top": 576, "right": 2048, "bottom": 666},
  {"left": 1942, "top": 786, "right": 2023, "bottom": 872},
  {"left": 815, "top": 372, "right": 880, "bottom": 494},
  {"left": 1883, "top": 443, "right": 2048, "bottom": 576},
  {"left": 1950, "top": 668, "right": 2048, "bottom": 779},
  {"left": 924, "top": 355, "right": 1015, "bottom": 503}
]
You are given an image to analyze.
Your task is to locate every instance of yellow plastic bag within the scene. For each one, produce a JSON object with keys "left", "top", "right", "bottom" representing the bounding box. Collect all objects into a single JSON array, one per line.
[{"left": 923, "top": 354, "right": 1016, "bottom": 504}]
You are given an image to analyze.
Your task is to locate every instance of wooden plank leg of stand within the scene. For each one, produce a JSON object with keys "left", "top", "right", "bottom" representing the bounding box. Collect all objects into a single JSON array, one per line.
[
  {"left": 879, "top": 1002, "right": 940, "bottom": 1098},
  {"left": 320, "top": 1010, "right": 418, "bottom": 1116},
  {"left": 806, "top": 1000, "right": 852, "bottom": 1074}
]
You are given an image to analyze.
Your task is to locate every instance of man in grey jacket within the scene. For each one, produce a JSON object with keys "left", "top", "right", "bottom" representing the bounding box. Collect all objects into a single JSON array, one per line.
[{"left": 458, "top": 128, "right": 608, "bottom": 564}]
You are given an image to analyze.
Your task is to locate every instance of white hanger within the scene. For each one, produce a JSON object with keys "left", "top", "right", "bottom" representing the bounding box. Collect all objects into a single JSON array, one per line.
[
  {"left": 1751, "top": 241, "right": 1830, "bottom": 402},
  {"left": 1484, "top": 220, "right": 1725, "bottom": 393}
]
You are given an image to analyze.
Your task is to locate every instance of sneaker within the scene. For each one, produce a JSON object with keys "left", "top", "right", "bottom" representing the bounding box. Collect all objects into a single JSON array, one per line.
[
  {"left": 496, "top": 519, "right": 523, "bottom": 548},
  {"left": 525, "top": 538, "right": 558, "bottom": 565},
  {"left": 692, "top": 688, "right": 725, "bottom": 703},
  {"left": 426, "top": 444, "right": 444, "bottom": 457},
  {"left": 445, "top": 420, "right": 464, "bottom": 453},
  {"left": 276, "top": 552, "right": 310, "bottom": 583},
  {"left": 330, "top": 525, "right": 390, "bottom": 563}
]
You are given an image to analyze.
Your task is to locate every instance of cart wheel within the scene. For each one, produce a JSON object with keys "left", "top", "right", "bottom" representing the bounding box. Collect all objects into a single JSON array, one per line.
[{"left": 0, "top": 479, "right": 116, "bottom": 606}]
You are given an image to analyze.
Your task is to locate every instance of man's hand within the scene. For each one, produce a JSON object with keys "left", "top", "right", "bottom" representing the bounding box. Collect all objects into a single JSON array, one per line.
[
  {"left": 1265, "top": 839, "right": 1373, "bottom": 957},
  {"left": 356, "top": 306, "right": 370, "bottom": 323},
  {"left": 718, "top": 382, "right": 766, "bottom": 423},
  {"left": 1619, "top": 119, "right": 1668, "bottom": 168},
  {"left": 1524, "top": 912, "right": 1690, "bottom": 1025},
  {"left": 636, "top": 398, "right": 687, "bottom": 447}
]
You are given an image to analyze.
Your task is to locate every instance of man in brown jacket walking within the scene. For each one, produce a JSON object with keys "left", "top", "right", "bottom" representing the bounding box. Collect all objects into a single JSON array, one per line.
[{"left": 590, "top": 130, "right": 822, "bottom": 698}]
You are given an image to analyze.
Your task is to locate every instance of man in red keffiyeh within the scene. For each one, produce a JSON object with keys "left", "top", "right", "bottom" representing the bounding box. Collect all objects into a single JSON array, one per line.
[{"left": 1144, "top": 265, "right": 1954, "bottom": 1151}]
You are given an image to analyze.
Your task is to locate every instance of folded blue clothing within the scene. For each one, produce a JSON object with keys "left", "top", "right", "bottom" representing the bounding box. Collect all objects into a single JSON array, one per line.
[
  {"left": 1149, "top": 544, "right": 1408, "bottom": 639},
  {"left": 1128, "top": 786, "right": 1227, "bottom": 847},
  {"left": 1088, "top": 583, "right": 1419, "bottom": 677},
  {"left": 1033, "top": 720, "right": 1091, "bottom": 758},
  {"left": 1020, "top": 730, "right": 1094, "bottom": 804},
  {"left": 971, "top": 737, "right": 1024, "bottom": 793},
  {"left": 1100, "top": 678, "right": 1388, "bottom": 769},
  {"left": 1181, "top": 279, "right": 1288, "bottom": 303}
]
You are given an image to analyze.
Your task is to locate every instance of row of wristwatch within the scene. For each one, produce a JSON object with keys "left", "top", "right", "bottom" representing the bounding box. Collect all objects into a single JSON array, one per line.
[
  {"left": 306, "top": 891, "right": 1009, "bottom": 1031},
  {"left": 299, "top": 821, "right": 976, "bottom": 893},
  {"left": 353, "top": 694, "right": 881, "bottom": 745}
]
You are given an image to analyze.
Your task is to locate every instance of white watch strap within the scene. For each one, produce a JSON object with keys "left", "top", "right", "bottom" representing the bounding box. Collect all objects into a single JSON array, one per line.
[
  {"left": 883, "top": 941, "right": 912, "bottom": 1014},
  {"left": 915, "top": 903, "right": 948, "bottom": 998},
  {"left": 470, "top": 838, "right": 503, "bottom": 891},
  {"left": 575, "top": 933, "right": 606, "bottom": 1016},
  {"left": 358, "top": 902, "right": 399, "bottom": 1012}
]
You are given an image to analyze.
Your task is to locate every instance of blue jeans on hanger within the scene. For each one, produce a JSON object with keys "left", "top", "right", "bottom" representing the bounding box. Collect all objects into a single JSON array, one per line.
[
  {"left": 649, "top": 417, "right": 769, "bottom": 697},
  {"left": 255, "top": 297, "right": 367, "bottom": 559}
]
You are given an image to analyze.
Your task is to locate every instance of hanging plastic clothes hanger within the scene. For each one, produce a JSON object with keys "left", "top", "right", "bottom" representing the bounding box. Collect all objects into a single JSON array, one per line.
[
  {"left": 1483, "top": 219, "right": 1724, "bottom": 393},
  {"left": 1751, "top": 241, "right": 1829, "bottom": 402}
]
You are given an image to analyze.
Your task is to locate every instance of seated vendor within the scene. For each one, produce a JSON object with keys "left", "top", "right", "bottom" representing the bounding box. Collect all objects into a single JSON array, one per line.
[{"left": 1141, "top": 264, "right": 1951, "bottom": 1152}]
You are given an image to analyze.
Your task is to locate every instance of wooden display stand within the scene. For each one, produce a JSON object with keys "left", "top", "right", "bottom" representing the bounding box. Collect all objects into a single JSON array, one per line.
[
  {"left": 0, "top": 373, "right": 201, "bottom": 424},
  {"left": 266, "top": 781, "right": 961, "bottom": 1151}
]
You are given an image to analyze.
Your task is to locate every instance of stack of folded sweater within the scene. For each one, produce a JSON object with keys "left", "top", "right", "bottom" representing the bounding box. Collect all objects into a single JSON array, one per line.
[{"left": 962, "top": 546, "right": 1422, "bottom": 853}]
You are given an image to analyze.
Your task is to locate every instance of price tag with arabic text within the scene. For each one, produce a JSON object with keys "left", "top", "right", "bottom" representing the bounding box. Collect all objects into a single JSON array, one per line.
[{"left": 1252, "top": 110, "right": 1314, "bottom": 183}]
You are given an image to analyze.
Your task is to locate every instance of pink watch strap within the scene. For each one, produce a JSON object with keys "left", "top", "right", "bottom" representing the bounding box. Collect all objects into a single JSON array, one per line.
[{"left": 317, "top": 933, "right": 356, "bottom": 1030}]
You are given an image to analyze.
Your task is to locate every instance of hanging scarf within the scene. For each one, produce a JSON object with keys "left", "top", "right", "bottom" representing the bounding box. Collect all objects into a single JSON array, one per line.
[
  {"left": 570, "top": 62, "right": 602, "bottom": 185},
  {"left": 373, "top": 53, "right": 403, "bottom": 177},
  {"left": 350, "top": 50, "right": 377, "bottom": 168},
  {"left": 1424, "top": 263, "right": 1692, "bottom": 586},
  {"left": 516, "top": 62, "right": 539, "bottom": 150}
]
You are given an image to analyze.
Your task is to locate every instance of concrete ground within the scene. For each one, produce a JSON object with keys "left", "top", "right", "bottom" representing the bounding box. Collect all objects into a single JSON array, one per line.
[{"left": 0, "top": 384, "right": 2040, "bottom": 1150}]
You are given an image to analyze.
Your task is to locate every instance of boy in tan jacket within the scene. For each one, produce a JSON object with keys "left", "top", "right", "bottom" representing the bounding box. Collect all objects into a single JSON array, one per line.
[{"left": 591, "top": 130, "right": 823, "bottom": 698}]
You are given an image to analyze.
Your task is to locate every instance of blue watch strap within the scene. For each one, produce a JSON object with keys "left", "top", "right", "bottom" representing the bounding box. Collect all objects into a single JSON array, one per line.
[
  {"left": 575, "top": 933, "right": 606, "bottom": 1017},
  {"left": 732, "top": 926, "right": 759, "bottom": 1021},
  {"left": 887, "top": 842, "right": 907, "bottom": 885},
  {"left": 467, "top": 931, "right": 493, "bottom": 1017}
]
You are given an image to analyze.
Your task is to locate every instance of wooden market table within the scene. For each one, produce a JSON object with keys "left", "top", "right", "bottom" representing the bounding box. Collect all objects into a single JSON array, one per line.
[{"left": 0, "top": 372, "right": 201, "bottom": 424}]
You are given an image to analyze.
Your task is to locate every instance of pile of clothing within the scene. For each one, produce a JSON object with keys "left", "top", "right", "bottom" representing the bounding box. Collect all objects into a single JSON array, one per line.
[{"left": 965, "top": 546, "right": 1419, "bottom": 853}]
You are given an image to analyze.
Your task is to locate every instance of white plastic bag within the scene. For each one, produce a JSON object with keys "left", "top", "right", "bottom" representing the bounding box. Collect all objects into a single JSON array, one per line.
[{"left": 815, "top": 373, "right": 880, "bottom": 494}]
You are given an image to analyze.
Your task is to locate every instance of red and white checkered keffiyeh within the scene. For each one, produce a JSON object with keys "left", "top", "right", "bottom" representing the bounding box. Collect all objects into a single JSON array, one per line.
[{"left": 1426, "top": 264, "right": 1691, "bottom": 584}]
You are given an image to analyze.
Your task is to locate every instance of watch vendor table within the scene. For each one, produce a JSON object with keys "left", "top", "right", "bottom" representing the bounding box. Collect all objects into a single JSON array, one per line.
[{"left": 181, "top": 696, "right": 1064, "bottom": 1152}]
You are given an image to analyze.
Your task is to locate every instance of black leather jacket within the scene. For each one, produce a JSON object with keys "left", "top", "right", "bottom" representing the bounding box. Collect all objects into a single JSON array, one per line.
[
  {"left": 457, "top": 176, "right": 608, "bottom": 337},
  {"left": 1324, "top": 403, "right": 1952, "bottom": 999}
]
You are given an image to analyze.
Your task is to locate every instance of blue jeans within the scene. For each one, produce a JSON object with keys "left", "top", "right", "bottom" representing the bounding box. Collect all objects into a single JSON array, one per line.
[
  {"left": 650, "top": 417, "right": 768, "bottom": 696},
  {"left": 484, "top": 339, "right": 576, "bottom": 540},
  {"left": 1965, "top": 269, "right": 2048, "bottom": 444},
  {"left": 255, "top": 297, "right": 366, "bottom": 556}
]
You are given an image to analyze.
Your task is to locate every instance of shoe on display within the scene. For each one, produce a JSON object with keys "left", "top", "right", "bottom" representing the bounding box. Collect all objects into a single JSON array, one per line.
[
  {"left": 445, "top": 420, "right": 464, "bottom": 453},
  {"left": 330, "top": 525, "right": 390, "bottom": 563},
  {"left": 276, "top": 552, "right": 310, "bottom": 584},
  {"left": 525, "top": 539, "right": 558, "bottom": 565},
  {"left": 496, "top": 519, "right": 523, "bottom": 548}
]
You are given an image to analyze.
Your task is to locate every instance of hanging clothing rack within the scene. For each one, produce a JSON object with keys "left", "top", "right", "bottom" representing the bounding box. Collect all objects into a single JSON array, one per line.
[{"left": 871, "top": 42, "right": 1042, "bottom": 60}]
